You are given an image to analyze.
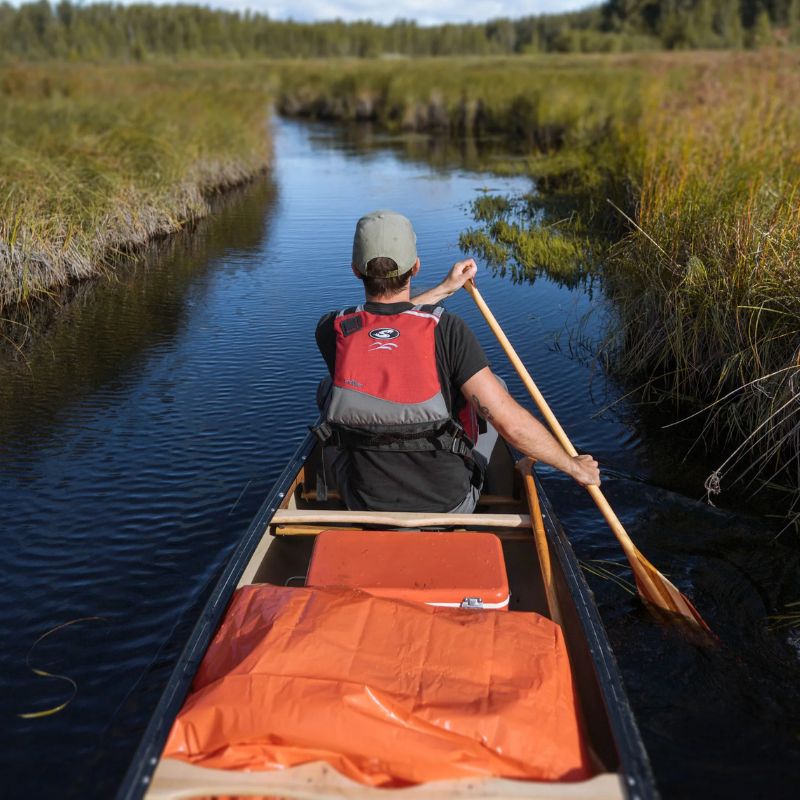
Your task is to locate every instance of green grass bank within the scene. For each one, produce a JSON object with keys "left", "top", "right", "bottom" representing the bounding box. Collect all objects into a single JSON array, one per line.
[
  {"left": 275, "top": 53, "right": 800, "bottom": 503},
  {"left": 0, "top": 62, "right": 271, "bottom": 312}
]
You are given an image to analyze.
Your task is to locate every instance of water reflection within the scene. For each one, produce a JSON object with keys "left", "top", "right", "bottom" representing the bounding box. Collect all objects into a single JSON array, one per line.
[
  {"left": 0, "top": 178, "right": 277, "bottom": 451},
  {"left": 303, "top": 121, "right": 531, "bottom": 175}
]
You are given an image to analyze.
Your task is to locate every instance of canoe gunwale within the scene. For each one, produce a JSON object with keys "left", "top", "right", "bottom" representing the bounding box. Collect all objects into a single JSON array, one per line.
[{"left": 534, "top": 476, "right": 657, "bottom": 800}]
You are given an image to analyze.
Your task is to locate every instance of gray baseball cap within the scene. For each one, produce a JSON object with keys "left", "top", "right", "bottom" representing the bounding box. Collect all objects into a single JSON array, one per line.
[{"left": 352, "top": 210, "right": 417, "bottom": 276}]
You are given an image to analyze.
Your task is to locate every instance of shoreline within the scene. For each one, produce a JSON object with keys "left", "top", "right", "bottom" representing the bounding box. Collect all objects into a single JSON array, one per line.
[
  {"left": 0, "top": 170, "right": 275, "bottom": 359},
  {"left": 1, "top": 163, "right": 271, "bottom": 315}
]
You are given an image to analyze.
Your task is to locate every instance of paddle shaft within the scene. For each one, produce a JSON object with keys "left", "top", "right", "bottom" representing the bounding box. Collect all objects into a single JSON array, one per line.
[
  {"left": 520, "top": 465, "right": 562, "bottom": 625},
  {"left": 464, "top": 281, "right": 661, "bottom": 598}
]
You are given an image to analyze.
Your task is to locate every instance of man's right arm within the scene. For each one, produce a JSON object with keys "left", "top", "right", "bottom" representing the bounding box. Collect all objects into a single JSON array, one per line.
[{"left": 461, "top": 367, "right": 601, "bottom": 486}]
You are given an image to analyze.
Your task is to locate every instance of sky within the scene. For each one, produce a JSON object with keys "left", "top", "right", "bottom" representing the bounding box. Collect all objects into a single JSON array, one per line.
[{"left": 107, "top": 1, "right": 595, "bottom": 26}]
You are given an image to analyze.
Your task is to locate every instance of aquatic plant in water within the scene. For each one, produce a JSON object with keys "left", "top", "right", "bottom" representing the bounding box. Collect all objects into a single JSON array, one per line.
[{"left": 460, "top": 192, "right": 603, "bottom": 289}]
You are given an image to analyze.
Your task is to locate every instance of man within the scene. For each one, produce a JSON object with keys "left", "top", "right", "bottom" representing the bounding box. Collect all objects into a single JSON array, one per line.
[{"left": 315, "top": 210, "right": 600, "bottom": 512}]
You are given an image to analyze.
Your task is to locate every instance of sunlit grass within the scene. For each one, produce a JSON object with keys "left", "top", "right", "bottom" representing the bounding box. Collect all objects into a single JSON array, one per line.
[
  {"left": 0, "top": 62, "right": 271, "bottom": 310},
  {"left": 601, "top": 52, "right": 800, "bottom": 500},
  {"left": 459, "top": 192, "right": 602, "bottom": 287}
]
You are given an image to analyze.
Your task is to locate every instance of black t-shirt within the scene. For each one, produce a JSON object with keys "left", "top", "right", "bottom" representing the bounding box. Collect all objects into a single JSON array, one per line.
[{"left": 316, "top": 300, "right": 489, "bottom": 511}]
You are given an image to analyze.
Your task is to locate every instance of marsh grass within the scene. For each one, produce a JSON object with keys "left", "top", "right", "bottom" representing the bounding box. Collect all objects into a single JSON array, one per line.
[
  {"left": 275, "top": 55, "right": 645, "bottom": 148},
  {"left": 0, "top": 62, "right": 271, "bottom": 311},
  {"left": 602, "top": 53, "right": 800, "bottom": 505}
]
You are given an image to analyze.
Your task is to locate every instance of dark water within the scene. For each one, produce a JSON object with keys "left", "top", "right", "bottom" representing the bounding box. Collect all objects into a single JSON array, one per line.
[{"left": 1, "top": 119, "right": 798, "bottom": 799}]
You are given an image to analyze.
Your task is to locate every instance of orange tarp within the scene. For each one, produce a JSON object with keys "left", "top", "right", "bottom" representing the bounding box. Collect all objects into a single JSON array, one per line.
[{"left": 163, "top": 585, "right": 590, "bottom": 786}]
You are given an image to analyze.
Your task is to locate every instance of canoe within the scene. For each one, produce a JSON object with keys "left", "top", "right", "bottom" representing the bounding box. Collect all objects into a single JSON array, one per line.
[{"left": 116, "top": 428, "right": 658, "bottom": 800}]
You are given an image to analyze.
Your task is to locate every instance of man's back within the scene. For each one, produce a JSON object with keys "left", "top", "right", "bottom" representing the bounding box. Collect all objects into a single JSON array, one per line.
[
  {"left": 315, "top": 209, "right": 600, "bottom": 512},
  {"left": 316, "top": 300, "right": 488, "bottom": 511}
]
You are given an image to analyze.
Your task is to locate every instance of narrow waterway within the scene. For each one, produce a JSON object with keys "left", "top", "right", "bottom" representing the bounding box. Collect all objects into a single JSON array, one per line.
[{"left": 1, "top": 119, "right": 798, "bottom": 799}]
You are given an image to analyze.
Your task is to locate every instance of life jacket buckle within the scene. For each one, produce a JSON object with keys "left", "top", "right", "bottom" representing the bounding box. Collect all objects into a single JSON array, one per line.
[
  {"left": 448, "top": 426, "right": 472, "bottom": 458},
  {"left": 311, "top": 421, "right": 333, "bottom": 444}
]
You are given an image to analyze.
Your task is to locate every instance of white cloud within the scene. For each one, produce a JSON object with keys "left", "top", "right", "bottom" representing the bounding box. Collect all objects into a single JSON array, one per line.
[{"left": 111, "top": 1, "right": 594, "bottom": 26}]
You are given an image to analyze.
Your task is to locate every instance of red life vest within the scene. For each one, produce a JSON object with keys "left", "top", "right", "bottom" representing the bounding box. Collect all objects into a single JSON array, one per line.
[{"left": 319, "top": 304, "right": 475, "bottom": 457}]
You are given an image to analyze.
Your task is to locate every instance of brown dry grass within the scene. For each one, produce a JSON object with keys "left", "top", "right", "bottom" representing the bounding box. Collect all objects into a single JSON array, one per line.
[{"left": 0, "top": 62, "right": 272, "bottom": 311}]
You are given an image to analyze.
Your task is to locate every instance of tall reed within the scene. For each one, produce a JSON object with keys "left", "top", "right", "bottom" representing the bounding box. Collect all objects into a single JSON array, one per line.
[{"left": 603, "top": 53, "right": 800, "bottom": 501}]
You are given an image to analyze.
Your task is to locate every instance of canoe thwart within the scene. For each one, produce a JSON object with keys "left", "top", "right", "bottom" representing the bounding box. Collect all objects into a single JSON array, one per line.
[
  {"left": 270, "top": 509, "right": 531, "bottom": 529},
  {"left": 301, "top": 488, "right": 522, "bottom": 507}
]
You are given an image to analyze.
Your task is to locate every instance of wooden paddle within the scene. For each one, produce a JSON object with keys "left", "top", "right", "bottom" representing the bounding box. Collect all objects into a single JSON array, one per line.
[
  {"left": 517, "top": 457, "right": 562, "bottom": 626},
  {"left": 464, "top": 279, "right": 712, "bottom": 634}
]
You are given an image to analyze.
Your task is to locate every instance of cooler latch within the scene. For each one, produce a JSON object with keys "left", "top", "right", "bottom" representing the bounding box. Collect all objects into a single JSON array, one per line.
[{"left": 460, "top": 597, "right": 484, "bottom": 610}]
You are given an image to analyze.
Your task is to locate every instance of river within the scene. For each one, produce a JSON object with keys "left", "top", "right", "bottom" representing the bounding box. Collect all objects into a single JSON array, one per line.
[{"left": 1, "top": 118, "right": 798, "bottom": 799}]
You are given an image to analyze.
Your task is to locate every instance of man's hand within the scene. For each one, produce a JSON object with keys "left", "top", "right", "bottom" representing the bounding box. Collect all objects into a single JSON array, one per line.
[
  {"left": 569, "top": 454, "right": 601, "bottom": 487},
  {"left": 410, "top": 259, "right": 478, "bottom": 306},
  {"left": 441, "top": 258, "right": 478, "bottom": 295}
]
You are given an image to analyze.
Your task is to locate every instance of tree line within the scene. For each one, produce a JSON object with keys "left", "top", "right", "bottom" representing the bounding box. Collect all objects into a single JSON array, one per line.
[{"left": 1, "top": 0, "right": 798, "bottom": 60}]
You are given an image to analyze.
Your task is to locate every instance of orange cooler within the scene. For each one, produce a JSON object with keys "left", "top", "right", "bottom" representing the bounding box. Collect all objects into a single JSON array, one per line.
[{"left": 306, "top": 530, "right": 510, "bottom": 610}]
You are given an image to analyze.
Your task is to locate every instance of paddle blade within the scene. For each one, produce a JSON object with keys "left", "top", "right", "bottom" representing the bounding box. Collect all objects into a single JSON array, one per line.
[{"left": 628, "top": 549, "right": 714, "bottom": 636}]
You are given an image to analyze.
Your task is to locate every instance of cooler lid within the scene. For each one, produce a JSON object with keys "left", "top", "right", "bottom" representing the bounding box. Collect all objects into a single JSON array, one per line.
[{"left": 306, "top": 530, "right": 509, "bottom": 608}]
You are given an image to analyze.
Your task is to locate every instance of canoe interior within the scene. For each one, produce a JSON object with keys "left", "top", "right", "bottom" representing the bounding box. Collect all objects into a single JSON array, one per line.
[
  {"left": 117, "top": 431, "right": 656, "bottom": 800},
  {"left": 239, "top": 439, "right": 616, "bottom": 765},
  {"left": 244, "top": 439, "right": 551, "bottom": 615}
]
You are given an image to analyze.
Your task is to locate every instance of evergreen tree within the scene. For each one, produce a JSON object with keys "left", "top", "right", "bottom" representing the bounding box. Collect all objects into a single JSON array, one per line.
[
  {"left": 789, "top": 0, "right": 800, "bottom": 42},
  {"left": 750, "top": 7, "right": 774, "bottom": 44},
  {"left": 714, "top": 0, "right": 745, "bottom": 47},
  {"left": 0, "top": 0, "right": 788, "bottom": 60},
  {"left": 690, "top": 0, "right": 718, "bottom": 45}
]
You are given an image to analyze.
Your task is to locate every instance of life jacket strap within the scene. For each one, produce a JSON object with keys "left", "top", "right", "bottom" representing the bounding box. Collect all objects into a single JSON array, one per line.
[
  {"left": 311, "top": 419, "right": 484, "bottom": 491},
  {"left": 331, "top": 418, "right": 462, "bottom": 449}
]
